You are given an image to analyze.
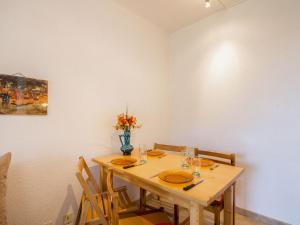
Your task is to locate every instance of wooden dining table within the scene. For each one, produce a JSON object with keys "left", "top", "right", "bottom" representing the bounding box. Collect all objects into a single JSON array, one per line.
[{"left": 92, "top": 151, "right": 244, "bottom": 225}]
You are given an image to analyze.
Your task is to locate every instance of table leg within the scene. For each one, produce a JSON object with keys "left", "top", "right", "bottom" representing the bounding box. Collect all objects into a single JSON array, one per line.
[
  {"left": 190, "top": 202, "right": 204, "bottom": 225},
  {"left": 139, "top": 188, "right": 147, "bottom": 212},
  {"left": 174, "top": 204, "right": 179, "bottom": 225},
  {"left": 99, "top": 165, "right": 108, "bottom": 192},
  {"left": 224, "top": 185, "right": 234, "bottom": 225},
  {"left": 233, "top": 183, "right": 236, "bottom": 225}
]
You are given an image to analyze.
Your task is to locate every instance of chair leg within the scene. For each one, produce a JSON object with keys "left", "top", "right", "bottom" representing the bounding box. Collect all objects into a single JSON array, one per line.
[
  {"left": 140, "top": 188, "right": 147, "bottom": 212},
  {"left": 174, "top": 204, "right": 179, "bottom": 225},
  {"left": 75, "top": 200, "right": 82, "bottom": 225},
  {"left": 79, "top": 201, "right": 89, "bottom": 225},
  {"left": 214, "top": 209, "right": 221, "bottom": 225}
]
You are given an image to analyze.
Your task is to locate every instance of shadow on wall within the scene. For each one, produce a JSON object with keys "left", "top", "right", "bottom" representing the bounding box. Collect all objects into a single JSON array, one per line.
[
  {"left": 90, "top": 163, "right": 139, "bottom": 202},
  {"left": 55, "top": 184, "right": 79, "bottom": 225}
]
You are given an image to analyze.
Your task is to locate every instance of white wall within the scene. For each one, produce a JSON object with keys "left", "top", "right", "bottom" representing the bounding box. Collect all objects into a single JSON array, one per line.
[
  {"left": 0, "top": 0, "right": 170, "bottom": 224},
  {"left": 169, "top": 0, "right": 300, "bottom": 224},
  {"left": 2, "top": 0, "right": 300, "bottom": 224}
]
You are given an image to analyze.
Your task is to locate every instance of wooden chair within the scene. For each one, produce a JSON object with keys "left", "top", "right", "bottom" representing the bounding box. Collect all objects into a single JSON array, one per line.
[
  {"left": 194, "top": 148, "right": 236, "bottom": 225},
  {"left": 75, "top": 156, "right": 136, "bottom": 225},
  {"left": 153, "top": 143, "right": 187, "bottom": 153},
  {"left": 107, "top": 168, "right": 172, "bottom": 225},
  {"left": 148, "top": 143, "right": 187, "bottom": 225}
]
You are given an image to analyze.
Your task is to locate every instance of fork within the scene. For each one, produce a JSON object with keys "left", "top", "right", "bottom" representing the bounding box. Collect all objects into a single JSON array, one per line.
[{"left": 149, "top": 172, "right": 161, "bottom": 178}]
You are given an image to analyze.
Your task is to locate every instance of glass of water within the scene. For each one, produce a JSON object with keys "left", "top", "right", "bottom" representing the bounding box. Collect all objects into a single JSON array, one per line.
[
  {"left": 191, "top": 156, "right": 201, "bottom": 177},
  {"left": 139, "top": 145, "right": 148, "bottom": 164},
  {"left": 182, "top": 147, "right": 194, "bottom": 169},
  {"left": 181, "top": 147, "right": 189, "bottom": 168}
]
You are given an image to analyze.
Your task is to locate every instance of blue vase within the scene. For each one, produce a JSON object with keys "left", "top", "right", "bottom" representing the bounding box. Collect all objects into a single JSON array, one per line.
[{"left": 119, "top": 130, "right": 134, "bottom": 155}]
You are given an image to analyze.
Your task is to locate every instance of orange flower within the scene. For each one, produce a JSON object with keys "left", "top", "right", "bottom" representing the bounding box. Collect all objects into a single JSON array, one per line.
[{"left": 114, "top": 112, "right": 141, "bottom": 130}]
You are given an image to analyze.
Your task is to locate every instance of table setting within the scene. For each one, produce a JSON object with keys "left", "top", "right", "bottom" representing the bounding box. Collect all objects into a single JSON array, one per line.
[{"left": 91, "top": 109, "right": 244, "bottom": 225}]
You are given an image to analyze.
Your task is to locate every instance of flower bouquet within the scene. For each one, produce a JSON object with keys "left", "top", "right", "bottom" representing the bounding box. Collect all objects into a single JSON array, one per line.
[{"left": 114, "top": 111, "right": 141, "bottom": 155}]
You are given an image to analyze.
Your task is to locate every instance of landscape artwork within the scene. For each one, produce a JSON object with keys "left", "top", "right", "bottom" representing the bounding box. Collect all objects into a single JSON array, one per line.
[{"left": 0, "top": 74, "right": 48, "bottom": 115}]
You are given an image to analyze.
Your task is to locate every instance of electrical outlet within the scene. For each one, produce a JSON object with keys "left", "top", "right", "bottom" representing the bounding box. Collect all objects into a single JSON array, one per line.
[{"left": 63, "top": 213, "right": 73, "bottom": 225}]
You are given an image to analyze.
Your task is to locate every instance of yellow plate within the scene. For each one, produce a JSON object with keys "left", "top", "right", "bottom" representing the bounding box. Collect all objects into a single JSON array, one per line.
[
  {"left": 201, "top": 159, "right": 215, "bottom": 167},
  {"left": 159, "top": 170, "right": 193, "bottom": 184},
  {"left": 147, "top": 149, "right": 164, "bottom": 156},
  {"left": 110, "top": 157, "right": 137, "bottom": 166},
  {"left": 187, "top": 158, "right": 215, "bottom": 167}
]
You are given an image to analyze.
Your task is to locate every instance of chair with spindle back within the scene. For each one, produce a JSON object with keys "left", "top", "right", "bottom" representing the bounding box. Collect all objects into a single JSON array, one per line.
[
  {"left": 147, "top": 143, "right": 187, "bottom": 225},
  {"left": 75, "top": 156, "right": 136, "bottom": 225},
  {"left": 107, "top": 168, "right": 172, "bottom": 225},
  {"left": 195, "top": 148, "right": 236, "bottom": 225}
]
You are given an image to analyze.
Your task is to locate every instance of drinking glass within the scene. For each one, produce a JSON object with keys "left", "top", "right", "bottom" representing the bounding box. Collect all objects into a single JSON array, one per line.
[
  {"left": 181, "top": 157, "right": 189, "bottom": 169},
  {"left": 181, "top": 148, "right": 190, "bottom": 169},
  {"left": 186, "top": 147, "right": 195, "bottom": 158},
  {"left": 181, "top": 147, "right": 194, "bottom": 169},
  {"left": 191, "top": 156, "right": 201, "bottom": 177},
  {"left": 139, "top": 145, "right": 148, "bottom": 164}
]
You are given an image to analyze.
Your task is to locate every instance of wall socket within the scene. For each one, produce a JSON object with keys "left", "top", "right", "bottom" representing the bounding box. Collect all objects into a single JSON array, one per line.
[{"left": 63, "top": 213, "right": 73, "bottom": 225}]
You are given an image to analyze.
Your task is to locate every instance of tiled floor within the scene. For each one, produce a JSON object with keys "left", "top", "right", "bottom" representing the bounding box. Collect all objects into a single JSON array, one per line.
[
  {"left": 147, "top": 198, "right": 267, "bottom": 225},
  {"left": 179, "top": 209, "right": 267, "bottom": 225}
]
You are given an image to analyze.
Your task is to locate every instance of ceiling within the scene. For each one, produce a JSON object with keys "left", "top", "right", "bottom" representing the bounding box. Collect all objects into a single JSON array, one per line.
[{"left": 113, "top": 0, "right": 246, "bottom": 32}]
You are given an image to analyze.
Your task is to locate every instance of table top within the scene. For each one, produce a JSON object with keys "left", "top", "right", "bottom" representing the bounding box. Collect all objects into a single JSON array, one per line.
[{"left": 92, "top": 152, "right": 244, "bottom": 207}]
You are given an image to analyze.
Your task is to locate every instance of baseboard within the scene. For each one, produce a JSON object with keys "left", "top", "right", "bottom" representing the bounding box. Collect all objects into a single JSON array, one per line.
[
  {"left": 146, "top": 194, "right": 291, "bottom": 225},
  {"left": 236, "top": 207, "right": 291, "bottom": 225}
]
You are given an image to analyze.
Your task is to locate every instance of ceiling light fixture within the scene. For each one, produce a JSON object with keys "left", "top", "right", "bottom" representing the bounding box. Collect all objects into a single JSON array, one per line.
[{"left": 205, "top": 0, "right": 211, "bottom": 8}]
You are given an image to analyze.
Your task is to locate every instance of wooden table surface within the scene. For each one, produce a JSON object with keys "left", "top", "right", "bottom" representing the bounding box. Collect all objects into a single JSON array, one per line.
[{"left": 92, "top": 152, "right": 244, "bottom": 225}]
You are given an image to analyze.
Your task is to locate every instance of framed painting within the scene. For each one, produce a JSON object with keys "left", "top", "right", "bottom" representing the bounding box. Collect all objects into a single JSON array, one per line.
[{"left": 0, "top": 74, "right": 48, "bottom": 115}]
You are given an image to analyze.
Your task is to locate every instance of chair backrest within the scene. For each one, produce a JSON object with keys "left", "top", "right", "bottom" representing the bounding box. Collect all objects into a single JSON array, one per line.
[
  {"left": 76, "top": 157, "right": 108, "bottom": 225},
  {"left": 153, "top": 143, "right": 187, "bottom": 153},
  {"left": 194, "top": 148, "right": 236, "bottom": 166},
  {"left": 77, "top": 156, "right": 101, "bottom": 193}
]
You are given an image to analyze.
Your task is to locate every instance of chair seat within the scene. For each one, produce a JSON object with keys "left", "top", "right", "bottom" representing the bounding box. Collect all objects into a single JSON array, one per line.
[{"left": 119, "top": 212, "right": 172, "bottom": 225}]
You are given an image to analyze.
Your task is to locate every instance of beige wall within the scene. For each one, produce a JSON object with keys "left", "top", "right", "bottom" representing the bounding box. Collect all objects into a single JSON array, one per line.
[
  {"left": 0, "top": 0, "right": 170, "bottom": 224},
  {"left": 169, "top": 0, "right": 300, "bottom": 224}
]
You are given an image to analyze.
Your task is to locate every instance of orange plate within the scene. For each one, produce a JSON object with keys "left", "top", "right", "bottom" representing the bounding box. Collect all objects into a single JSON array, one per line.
[
  {"left": 187, "top": 158, "right": 215, "bottom": 167},
  {"left": 147, "top": 149, "right": 164, "bottom": 156},
  {"left": 201, "top": 159, "right": 215, "bottom": 167},
  {"left": 159, "top": 170, "right": 193, "bottom": 184},
  {"left": 110, "top": 157, "right": 137, "bottom": 166}
]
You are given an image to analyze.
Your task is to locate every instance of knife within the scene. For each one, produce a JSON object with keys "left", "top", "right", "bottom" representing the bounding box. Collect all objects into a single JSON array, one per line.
[
  {"left": 210, "top": 164, "right": 220, "bottom": 171},
  {"left": 123, "top": 163, "right": 143, "bottom": 169},
  {"left": 149, "top": 172, "right": 161, "bottom": 178},
  {"left": 183, "top": 179, "right": 204, "bottom": 191}
]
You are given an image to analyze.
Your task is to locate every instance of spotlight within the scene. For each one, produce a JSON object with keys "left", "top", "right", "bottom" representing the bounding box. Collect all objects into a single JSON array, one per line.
[{"left": 205, "top": 0, "right": 211, "bottom": 8}]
